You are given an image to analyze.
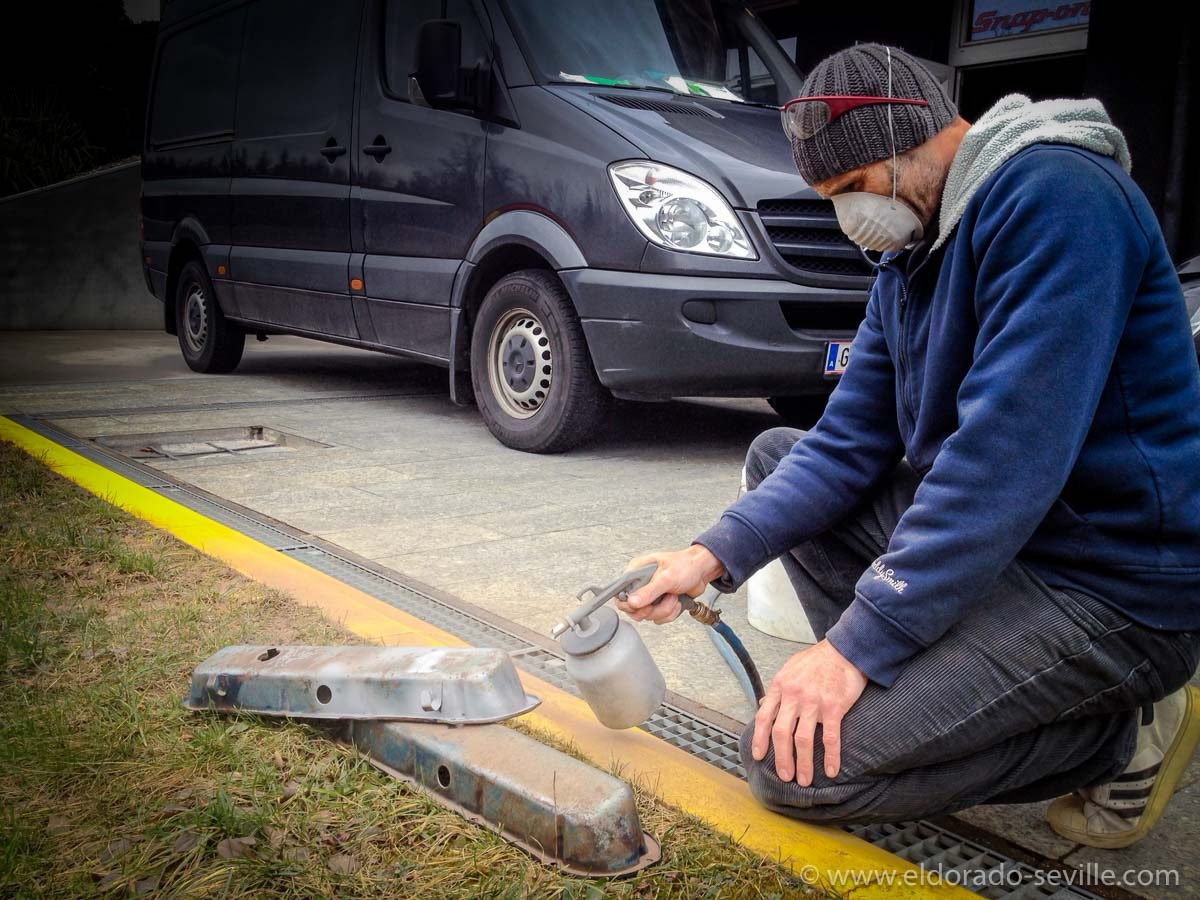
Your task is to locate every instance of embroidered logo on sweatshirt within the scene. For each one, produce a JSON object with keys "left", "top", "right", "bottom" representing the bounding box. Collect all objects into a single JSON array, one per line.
[{"left": 871, "top": 558, "right": 908, "bottom": 594}]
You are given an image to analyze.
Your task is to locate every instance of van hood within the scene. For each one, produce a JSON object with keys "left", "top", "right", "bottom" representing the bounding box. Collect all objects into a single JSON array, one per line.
[{"left": 547, "top": 86, "right": 813, "bottom": 209}]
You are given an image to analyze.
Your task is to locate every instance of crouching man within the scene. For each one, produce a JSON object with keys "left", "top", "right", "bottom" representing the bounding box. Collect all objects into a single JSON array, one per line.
[{"left": 620, "top": 44, "right": 1200, "bottom": 848}]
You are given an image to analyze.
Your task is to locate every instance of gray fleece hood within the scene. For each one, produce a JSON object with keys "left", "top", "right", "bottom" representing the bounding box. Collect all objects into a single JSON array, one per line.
[{"left": 930, "top": 93, "right": 1132, "bottom": 253}]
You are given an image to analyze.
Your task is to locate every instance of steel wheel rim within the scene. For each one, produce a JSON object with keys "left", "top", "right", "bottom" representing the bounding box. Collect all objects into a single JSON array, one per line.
[
  {"left": 487, "top": 308, "right": 553, "bottom": 419},
  {"left": 183, "top": 283, "right": 208, "bottom": 355}
]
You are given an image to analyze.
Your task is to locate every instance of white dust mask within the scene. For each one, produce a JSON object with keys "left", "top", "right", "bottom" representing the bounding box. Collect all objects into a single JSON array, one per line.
[
  {"left": 829, "top": 45, "right": 925, "bottom": 254},
  {"left": 831, "top": 190, "right": 924, "bottom": 252}
]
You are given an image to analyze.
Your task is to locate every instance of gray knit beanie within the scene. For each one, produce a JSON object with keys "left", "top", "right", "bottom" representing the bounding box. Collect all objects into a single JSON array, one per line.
[{"left": 790, "top": 43, "right": 958, "bottom": 186}]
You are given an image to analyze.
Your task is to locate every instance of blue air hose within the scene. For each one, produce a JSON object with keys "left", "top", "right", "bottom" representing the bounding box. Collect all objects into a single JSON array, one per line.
[
  {"left": 694, "top": 586, "right": 766, "bottom": 706},
  {"left": 709, "top": 619, "right": 766, "bottom": 704}
]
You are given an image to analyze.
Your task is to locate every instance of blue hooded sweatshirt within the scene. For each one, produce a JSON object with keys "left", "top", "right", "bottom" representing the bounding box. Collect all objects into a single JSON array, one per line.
[{"left": 694, "top": 95, "right": 1200, "bottom": 687}]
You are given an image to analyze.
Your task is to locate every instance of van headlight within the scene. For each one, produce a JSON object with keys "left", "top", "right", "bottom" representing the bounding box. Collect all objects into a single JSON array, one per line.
[{"left": 608, "top": 162, "right": 757, "bottom": 259}]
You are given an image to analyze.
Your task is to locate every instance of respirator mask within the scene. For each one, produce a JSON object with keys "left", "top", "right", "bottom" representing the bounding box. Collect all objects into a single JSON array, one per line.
[
  {"left": 831, "top": 189, "right": 923, "bottom": 253},
  {"left": 829, "top": 47, "right": 924, "bottom": 253}
]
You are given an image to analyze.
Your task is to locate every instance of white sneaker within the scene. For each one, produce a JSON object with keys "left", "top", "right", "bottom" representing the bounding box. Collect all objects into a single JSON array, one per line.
[{"left": 1047, "top": 685, "right": 1200, "bottom": 849}]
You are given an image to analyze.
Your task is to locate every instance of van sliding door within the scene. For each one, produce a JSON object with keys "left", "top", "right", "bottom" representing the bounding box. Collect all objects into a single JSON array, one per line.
[
  {"left": 230, "top": 0, "right": 365, "bottom": 338},
  {"left": 351, "top": 0, "right": 489, "bottom": 359}
]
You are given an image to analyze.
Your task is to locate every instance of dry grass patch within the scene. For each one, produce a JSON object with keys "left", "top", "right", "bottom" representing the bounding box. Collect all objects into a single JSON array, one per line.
[{"left": 0, "top": 441, "right": 820, "bottom": 897}]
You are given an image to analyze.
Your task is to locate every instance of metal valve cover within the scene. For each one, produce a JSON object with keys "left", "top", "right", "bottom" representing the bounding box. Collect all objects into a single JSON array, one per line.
[{"left": 184, "top": 645, "right": 540, "bottom": 724}]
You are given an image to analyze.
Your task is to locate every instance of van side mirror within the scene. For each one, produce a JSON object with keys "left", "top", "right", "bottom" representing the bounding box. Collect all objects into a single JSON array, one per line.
[{"left": 413, "top": 19, "right": 467, "bottom": 109}]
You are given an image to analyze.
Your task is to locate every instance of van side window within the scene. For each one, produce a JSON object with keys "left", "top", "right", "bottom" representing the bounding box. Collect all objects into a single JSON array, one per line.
[
  {"left": 724, "top": 44, "right": 776, "bottom": 106},
  {"left": 237, "top": 0, "right": 363, "bottom": 140},
  {"left": 149, "top": 9, "right": 244, "bottom": 147},
  {"left": 382, "top": 0, "right": 488, "bottom": 102}
]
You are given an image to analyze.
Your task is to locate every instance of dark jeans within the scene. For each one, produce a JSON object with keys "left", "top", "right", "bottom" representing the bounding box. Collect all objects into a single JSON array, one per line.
[{"left": 739, "top": 427, "right": 1200, "bottom": 825}]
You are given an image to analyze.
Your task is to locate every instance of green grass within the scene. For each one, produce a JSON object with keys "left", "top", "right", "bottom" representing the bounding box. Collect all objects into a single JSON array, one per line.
[{"left": 0, "top": 441, "right": 821, "bottom": 898}]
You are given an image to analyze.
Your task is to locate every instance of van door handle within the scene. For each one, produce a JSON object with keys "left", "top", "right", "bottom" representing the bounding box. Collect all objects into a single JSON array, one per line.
[
  {"left": 362, "top": 137, "right": 392, "bottom": 161},
  {"left": 320, "top": 142, "right": 347, "bottom": 161}
]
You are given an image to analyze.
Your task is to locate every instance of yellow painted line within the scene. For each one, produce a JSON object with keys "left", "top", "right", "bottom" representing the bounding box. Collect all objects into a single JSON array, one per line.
[{"left": 2, "top": 416, "right": 969, "bottom": 898}]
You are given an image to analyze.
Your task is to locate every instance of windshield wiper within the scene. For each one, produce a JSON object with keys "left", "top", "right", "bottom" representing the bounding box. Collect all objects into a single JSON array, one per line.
[
  {"left": 547, "top": 80, "right": 675, "bottom": 93},
  {"left": 548, "top": 79, "right": 779, "bottom": 109}
]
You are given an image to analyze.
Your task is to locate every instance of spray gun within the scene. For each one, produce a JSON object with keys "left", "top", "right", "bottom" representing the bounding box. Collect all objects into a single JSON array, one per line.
[
  {"left": 550, "top": 563, "right": 721, "bottom": 638},
  {"left": 550, "top": 563, "right": 765, "bottom": 730}
]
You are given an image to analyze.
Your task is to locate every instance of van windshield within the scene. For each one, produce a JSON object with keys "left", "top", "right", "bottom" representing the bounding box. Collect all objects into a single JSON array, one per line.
[{"left": 501, "top": 0, "right": 803, "bottom": 106}]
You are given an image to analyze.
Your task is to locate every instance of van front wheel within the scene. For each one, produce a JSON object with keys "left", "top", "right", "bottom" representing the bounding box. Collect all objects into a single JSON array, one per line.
[
  {"left": 175, "top": 259, "right": 244, "bottom": 373},
  {"left": 470, "top": 270, "right": 610, "bottom": 453}
]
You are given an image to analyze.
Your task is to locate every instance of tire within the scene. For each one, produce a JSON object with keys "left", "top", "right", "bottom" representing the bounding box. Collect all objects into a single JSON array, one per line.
[
  {"left": 175, "top": 258, "right": 245, "bottom": 373},
  {"left": 767, "top": 394, "right": 829, "bottom": 427},
  {"left": 470, "top": 269, "right": 610, "bottom": 453}
]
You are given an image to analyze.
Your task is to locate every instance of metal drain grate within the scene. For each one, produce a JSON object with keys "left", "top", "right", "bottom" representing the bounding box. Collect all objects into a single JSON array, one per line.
[
  {"left": 850, "top": 822, "right": 1077, "bottom": 899},
  {"left": 643, "top": 708, "right": 744, "bottom": 775},
  {"left": 10, "top": 414, "right": 1105, "bottom": 900}
]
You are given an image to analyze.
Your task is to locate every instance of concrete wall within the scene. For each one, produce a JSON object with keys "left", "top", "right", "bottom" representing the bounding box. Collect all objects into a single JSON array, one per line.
[{"left": 0, "top": 161, "right": 160, "bottom": 329}]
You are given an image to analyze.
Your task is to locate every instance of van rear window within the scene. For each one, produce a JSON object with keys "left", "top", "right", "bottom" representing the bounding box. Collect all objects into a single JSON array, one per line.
[{"left": 149, "top": 9, "right": 244, "bottom": 148}]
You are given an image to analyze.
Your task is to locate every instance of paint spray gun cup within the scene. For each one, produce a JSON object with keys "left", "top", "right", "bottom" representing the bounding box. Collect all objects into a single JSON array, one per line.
[{"left": 551, "top": 564, "right": 666, "bottom": 730}]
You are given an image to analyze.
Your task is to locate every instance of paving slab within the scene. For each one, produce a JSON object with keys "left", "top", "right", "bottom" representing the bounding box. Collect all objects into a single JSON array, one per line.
[
  {"left": 3, "top": 330, "right": 1198, "bottom": 896},
  {"left": 320, "top": 519, "right": 510, "bottom": 558}
]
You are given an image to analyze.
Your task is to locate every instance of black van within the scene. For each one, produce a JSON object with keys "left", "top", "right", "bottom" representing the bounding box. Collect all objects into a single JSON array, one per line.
[{"left": 140, "top": 0, "right": 874, "bottom": 453}]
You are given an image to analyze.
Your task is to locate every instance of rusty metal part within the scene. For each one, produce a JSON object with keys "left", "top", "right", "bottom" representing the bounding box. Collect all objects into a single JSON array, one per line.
[
  {"left": 183, "top": 645, "right": 539, "bottom": 724},
  {"left": 348, "top": 719, "right": 661, "bottom": 876}
]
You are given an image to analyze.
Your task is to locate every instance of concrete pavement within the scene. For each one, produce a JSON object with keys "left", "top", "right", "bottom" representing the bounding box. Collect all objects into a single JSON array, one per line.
[{"left": 2, "top": 330, "right": 1197, "bottom": 896}]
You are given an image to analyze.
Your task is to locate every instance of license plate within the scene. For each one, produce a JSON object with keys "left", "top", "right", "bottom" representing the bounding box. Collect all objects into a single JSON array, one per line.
[{"left": 825, "top": 341, "right": 851, "bottom": 376}]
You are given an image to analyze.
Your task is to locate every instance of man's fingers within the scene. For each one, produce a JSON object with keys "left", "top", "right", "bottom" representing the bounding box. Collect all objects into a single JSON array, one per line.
[
  {"left": 751, "top": 689, "right": 780, "bottom": 761},
  {"left": 793, "top": 707, "right": 818, "bottom": 786},
  {"left": 624, "top": 602, "right": 652, "bottom": 622},
  {"left": 616, "top": 593, "right": 681, "bottom": 625},
  {"left": 823, "top": 712, "right": 843, "bottom": 780},
  {"left": 771, "top": 703, "right": 800, "bottom": 781},
  {"left": 625, "top": 570, "right": 674, "bottom": 610},
  {"left": 647, "top": 595, "right": 681, "bottom": 624}
]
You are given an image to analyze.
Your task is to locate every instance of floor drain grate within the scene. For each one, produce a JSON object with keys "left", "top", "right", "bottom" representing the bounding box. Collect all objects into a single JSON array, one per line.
[
  {"left": 849, "top": 822, "right": 1080, "bottom": 898},
  {"left": 12, "top": 414, "right": 1105, "bottom": 900}
]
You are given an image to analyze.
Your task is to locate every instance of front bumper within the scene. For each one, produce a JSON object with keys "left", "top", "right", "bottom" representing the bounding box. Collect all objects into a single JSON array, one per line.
[{"left": 560, "top": 268, "right": 865, "bottom": 398}]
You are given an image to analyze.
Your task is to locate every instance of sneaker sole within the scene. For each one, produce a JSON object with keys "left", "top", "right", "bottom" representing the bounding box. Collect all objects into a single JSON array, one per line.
[{"left": 1054, "top": 684, "right": 1200, "bottom": 849}]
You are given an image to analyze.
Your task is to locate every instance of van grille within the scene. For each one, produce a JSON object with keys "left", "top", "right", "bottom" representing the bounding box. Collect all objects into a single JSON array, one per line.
[{"left": 758, "top": 198, "right": 876, "bottom": 282}]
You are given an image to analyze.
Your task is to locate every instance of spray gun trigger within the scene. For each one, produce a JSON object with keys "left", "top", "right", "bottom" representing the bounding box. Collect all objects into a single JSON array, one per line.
[{"left": 551, "top": 563, "right": 660, "bottom": 639}]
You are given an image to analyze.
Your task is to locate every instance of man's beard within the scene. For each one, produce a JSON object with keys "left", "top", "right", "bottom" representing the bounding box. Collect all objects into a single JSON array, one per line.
[{"left": 888, "top": 153, "right": 945, "bottom": 233}]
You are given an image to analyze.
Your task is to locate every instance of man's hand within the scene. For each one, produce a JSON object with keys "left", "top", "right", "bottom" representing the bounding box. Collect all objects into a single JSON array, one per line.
[
  {"left": 615, "top": 546, "right": 726, "bottom": 625},
  {"left": 752, "top": 639, "right": 868, "bottom": 785}
]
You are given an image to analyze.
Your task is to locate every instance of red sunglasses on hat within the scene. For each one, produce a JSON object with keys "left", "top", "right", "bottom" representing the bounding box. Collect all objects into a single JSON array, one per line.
[{"left": 780, "top": 95, "right": 930, "bottom": 141}]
